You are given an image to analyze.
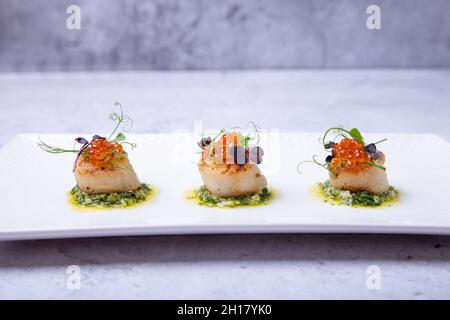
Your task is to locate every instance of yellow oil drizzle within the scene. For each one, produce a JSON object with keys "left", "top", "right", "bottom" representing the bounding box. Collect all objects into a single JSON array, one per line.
[
  {"left": 310, "top": 184, "right": 400, "bottom": 209},
  {"left": 185, "top": 187, "right": 276, "bottom": 209},
  {"left": 69, "top": 185, "right": 158, "bottom": 212}
]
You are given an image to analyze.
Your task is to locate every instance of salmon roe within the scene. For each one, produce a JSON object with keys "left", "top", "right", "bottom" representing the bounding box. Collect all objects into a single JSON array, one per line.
[
  {"left": 84, "top": 138, "right": 125, "bottom": 169},
  {"left": 330, "top": 138, "right": 370, "bottom": 173}
]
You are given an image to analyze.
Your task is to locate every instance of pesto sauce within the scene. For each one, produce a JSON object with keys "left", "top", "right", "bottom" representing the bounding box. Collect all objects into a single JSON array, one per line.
[
  {"left": 189, "top": 186, "right": 272, "bottom": 208},
  {"left": 317, "top": 180, "right": 399, "bottom": 208},
  {"left": 70, "top": 183, "right": 153, "bottom": 209}
]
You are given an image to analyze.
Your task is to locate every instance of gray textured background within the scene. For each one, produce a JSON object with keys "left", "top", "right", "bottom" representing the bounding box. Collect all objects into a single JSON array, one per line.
[{"left": 1, "top": 0, "right": 450, "bottom": 71}]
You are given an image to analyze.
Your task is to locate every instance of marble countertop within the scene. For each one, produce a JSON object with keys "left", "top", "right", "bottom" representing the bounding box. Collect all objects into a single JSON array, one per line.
[{"left": 0, "top": 70, "right": 449, "bottom": 299}]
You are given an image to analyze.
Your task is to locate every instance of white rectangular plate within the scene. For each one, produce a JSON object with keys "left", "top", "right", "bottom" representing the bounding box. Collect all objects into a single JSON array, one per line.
[{"left": 0, "top": 133, "right": 449, "bottom": 241}]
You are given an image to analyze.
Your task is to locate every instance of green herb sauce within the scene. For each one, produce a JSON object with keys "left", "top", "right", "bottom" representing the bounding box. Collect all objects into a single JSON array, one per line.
[
  {"left": 316, "top": 180, "right": 399, "bottom": 208},
  {"left": 70, "top": 183, "right": 154, "bottom": 209},
  {"left": 188, "top": 186, "right": 273, "bottom": 208}
]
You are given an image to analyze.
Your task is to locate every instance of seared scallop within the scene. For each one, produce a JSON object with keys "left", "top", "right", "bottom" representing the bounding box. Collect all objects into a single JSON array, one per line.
[
  {"left": 198, "top": 162, "right": 267, "bottom": 197},
  {"left": 73, "top": 137, "right": 140, "bottom": 194},
  {"left": 74, "top": 156, "right": 140, "bottom": 194},
  {"left": 330, "top": 155, "right": 389, "bottom": 194},
  {"left": 198, "top": 130, "right": 268, "bottom": 197}
]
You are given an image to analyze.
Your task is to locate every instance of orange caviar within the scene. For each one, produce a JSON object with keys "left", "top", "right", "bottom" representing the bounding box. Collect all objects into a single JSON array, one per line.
[
  {"left": 84, "top": 138, "right": 125, "bottom": 169},
  {"left": 203, "top": 132, "right": 240, "bottom": 164},
  {"left": 330, "top": 138, "right": 370, "bottom": 173}
]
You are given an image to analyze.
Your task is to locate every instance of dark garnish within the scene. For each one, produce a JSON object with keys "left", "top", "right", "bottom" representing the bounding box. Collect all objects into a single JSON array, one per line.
[
  {"left": 325, "top": 155, "right": 333, "bottom": 163},
  {"left": 198, "top": 137, "right": 212, "bottom": 148},
  {"left": 370, "top": 151, "right": 383, "bottom": 160},
  {"left": 92, "top": 135, "right": 105, "bottom": 141},
  {"left": 230, "top": 146, "right": 248, "bottom": 166},
  {"left": 201, "top": 122, "right": 264, "bottom": 165},
  {"left": 364, "top": 143, "right": 377, "bottom": 154},
  {"left": 75, "top": 137, "right": 89, "bottom": 145},
  {"left": 249, "top": 146, "right": 264, "bottom": 164},
  {"left": 73, "top": 137, "right": 90, "bottom": 171}
]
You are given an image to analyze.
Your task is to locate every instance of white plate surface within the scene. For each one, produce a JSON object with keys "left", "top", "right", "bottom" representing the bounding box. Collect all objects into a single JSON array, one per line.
[{"left": 0, "top": 133, "right": 449, "bottom": 241}]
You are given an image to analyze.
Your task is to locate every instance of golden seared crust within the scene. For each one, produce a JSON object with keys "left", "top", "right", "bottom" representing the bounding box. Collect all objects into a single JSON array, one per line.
[
  {"left": 330, "top": 153, "right": 385, "bottom": 176},
  {"left": 74, "top": 156, "right": 140, "bottom": 194},
  {"left": 198, "top": 161, "right": 251, "bottom": 175},
  {"left": 330, "top": 155, "right": 389, "bottom": 194},
  {"left": 197, "top": 131, "right": 268, "bottom": 197},
  {"left": 76, "top": 156, "right": 130, "bottom": 174},
  {"left": 198, "top": 162, "right": 267, "bottom": 197}
]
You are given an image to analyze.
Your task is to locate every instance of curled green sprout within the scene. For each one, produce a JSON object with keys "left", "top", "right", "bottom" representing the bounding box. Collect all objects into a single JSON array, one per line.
[
  {"left": 108, "top": 102, "right": 134, "bottom": 141},
  {"left": 299, "top": 126, "right": 388, "bottom": 174},
  {"left": 322, "top": 127, "right": 365, "bottom": 147},
  {"left": 297, "top": 155, "right": 328, "bottom": 174},
  {"left": 38, "top": 138, "right": 78, "bottom": 154},
  {"left": 38, "top": 103, "right": 137, "bottom": 168},
  {"left": 202, "top": 122, "right": 262, "bottom": 157},
  {"left": 243, "top": 121, "right": 262, "bottom": 147}
]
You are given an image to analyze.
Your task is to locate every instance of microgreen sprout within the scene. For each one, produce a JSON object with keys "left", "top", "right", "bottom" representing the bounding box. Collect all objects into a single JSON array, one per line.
[
  {"left": 108, "top": 102, "right": 133, "bottom": 141},
  {"left": 120, "top": 141, "right": 137, "bottom": 150},
  {"left": 38, "top": 104, "right": 137, "bottom": 170},
  {"left": 198, "top": 122, "right": 264, "bottom": 165},
  {"left": 373, "top": 138, "right": 388, "bottom": 145},
  {"left": 297, "top": 155, "right": 329, "bottom": 174},
  {"left": 322, "top": 127, "right": 365, "bottom": 147},
  {"left": 243, "top": 121, "right": 262, "bottom": 147},
  {"left": 38, "top": 138, "right": 79, "bottom": 154},
  {"left": 299, "top": 126, "right": 388, "bottom": 174}
]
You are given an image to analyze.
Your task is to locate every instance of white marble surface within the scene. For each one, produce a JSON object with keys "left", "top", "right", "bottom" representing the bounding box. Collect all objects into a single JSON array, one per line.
[{"left": 0, "top": 70, "right": 449, "bottom": 299}]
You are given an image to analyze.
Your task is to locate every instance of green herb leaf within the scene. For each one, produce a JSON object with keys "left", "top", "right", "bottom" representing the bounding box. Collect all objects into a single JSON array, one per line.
[
  {"left": 112, "top": 132, "right": 126, "bottom": 143},
  {"left": 349, "top": 128, "right": 365, "bottom": 145}
]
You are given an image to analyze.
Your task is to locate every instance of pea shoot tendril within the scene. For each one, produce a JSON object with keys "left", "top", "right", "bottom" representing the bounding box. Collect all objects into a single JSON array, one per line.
[
  {"left": 37, "top": 103, "right": 137, "bottom": 169},
  {"left": 299, "top": 126, "right": 388, "bottom": 173}
]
